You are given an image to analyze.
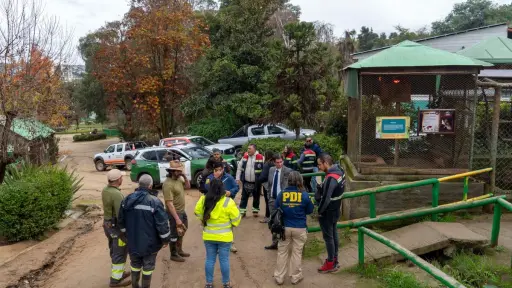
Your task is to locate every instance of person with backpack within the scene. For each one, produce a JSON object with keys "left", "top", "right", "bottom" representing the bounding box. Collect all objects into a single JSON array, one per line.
[
  {"left": 316, "top": 153, "right": 345, "bottom": 274},
  {"left": 273, "top": 171, "right": 314, "bottom": 285},
  {"left": 194, "top": 178, "right": 241, "bottom": 288}
]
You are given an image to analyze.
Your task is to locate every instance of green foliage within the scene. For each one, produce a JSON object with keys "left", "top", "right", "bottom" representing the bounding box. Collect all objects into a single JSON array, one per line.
[
  {"left": 0, "top": 164, "right": 83, "bottom": 241},
  {"left": 188, "top": 115, "right": 242, "bottom": 142},
  {"left": 435, "top": 251, "right": 512, "bottom": 288},
  {"left": 355, "top": 264, "right": 431, "bottom": 288},
  {"left": 241, "top": 133, "right": 343, "bottom": 162},
  {"left": 72, "top": 132, "right": 107, "bottom": 142}
]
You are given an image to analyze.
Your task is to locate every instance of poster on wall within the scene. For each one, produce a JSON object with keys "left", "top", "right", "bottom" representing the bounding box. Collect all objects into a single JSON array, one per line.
[
  {"left": 419, "top": 109, "right": 455, "bottom": 134},
  {"left": 375, "top": 116, "right": 411, "bottom": 139}
]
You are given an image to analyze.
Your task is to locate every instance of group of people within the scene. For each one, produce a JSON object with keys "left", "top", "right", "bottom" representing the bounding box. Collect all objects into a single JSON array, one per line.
[{"left": 100, "top": 136, "right": 345, "bottom": 288}]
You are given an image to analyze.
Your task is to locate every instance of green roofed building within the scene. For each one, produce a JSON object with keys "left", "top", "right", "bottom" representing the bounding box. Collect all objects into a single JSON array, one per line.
[{"left": 0, "top": 117, "right": 57, "bottom": 164}]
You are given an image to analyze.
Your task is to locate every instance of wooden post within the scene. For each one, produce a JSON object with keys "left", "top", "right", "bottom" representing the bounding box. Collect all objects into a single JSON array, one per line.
[
  {"left": 490, "top": 87, "right": 501, "bottom": 194},
  {"left": 394, "top": 102, "right": 401, "bottom": 166}
]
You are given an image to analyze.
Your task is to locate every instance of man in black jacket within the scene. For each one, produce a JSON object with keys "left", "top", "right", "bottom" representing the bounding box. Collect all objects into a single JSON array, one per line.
[
  {"left": 118, "top": 175, "right": 171, "bottom": 288},
  {"left": 315, "top": 153, "right": 345, "bottom": 274}
]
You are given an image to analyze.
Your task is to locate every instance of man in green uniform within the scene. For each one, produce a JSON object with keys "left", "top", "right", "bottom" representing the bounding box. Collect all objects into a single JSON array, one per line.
[
  {"left": 102, "top": 169, "right": 131, "bottom": 287},
  {"left": 162, "top": 161, "right": 191, "bottom": 262}
]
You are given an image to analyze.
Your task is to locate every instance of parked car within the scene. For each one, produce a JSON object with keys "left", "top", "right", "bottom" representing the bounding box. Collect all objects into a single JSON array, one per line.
[
  {"left": 218, "top": 124, "right": 316, "bottom": 154},
  {"left": 130, "top": 143, "right": 236, "bottom": 187},
  {"left": 93, "top": 141, "right": 148, "bottom": 172},
  {"left": 159, "top": 136, "right": 235, "bottom": 155}
]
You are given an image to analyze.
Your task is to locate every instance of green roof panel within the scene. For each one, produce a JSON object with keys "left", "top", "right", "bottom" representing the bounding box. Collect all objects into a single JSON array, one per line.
[
  {"left": 346, "top": 40, "right": 493, "bottom": 70},
  {"left": 10, "top": 119, "right": 55, "bottom": 140},
  {"left": 457, "top": 36, "right": 512, "bottom": 64}
]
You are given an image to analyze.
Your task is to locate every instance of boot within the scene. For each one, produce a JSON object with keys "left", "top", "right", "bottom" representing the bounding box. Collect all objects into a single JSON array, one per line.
[
  {"left": 177, "top": 238, "right": 190, "bottom": 257},
  {"left": 170, "top": 243, "right": 185, "bottom": 262},
  {"left": 141, "top": 274, "right": 152, "bottom": 288},
  {"left": 131, "top": 271, "right": 141, "bottom": 288},
  {"left": 318, "top": 259, "right": 338, "bottom": 274},
  {"left": 264, "top": 242, "right": 278, "bottom": 250},
  {"left": 109, "top": 277, "right": 132, "bottom": 287}
]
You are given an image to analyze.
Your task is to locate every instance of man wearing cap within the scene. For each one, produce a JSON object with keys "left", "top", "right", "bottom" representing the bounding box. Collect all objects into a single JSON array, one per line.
[
  {"left": 162, "top": 160, "right": 191, "bottom": 262},
  {"left": 118, "top": 175, "right": 170, "bottom": 288},
  {"left": 101, "top": 169, "right": 131, "bottom": 287}
]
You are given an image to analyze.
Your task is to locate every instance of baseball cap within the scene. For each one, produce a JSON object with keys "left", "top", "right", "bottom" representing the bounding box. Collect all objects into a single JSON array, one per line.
[{"left": 107, "top": 169, "right": 126, "bottom": 181}]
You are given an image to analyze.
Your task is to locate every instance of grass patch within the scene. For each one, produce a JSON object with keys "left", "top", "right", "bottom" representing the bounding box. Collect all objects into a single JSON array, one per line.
[
  {"left": 303, "top": 227, "right": 353, "bottom": 258},
  {"left": 433, "top": 250, "right": 512, "bottom": 288},
  {"left": 56, "top": 123, "right": 105, "bottom": 135},
  {"left": 353, "top": 264, "right": 431, "bottom": 288}
]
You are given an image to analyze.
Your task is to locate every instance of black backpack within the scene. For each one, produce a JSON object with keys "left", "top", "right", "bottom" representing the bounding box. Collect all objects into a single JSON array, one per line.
[{"left": 268, "top": 194, "right": 286, "bottom": 241}]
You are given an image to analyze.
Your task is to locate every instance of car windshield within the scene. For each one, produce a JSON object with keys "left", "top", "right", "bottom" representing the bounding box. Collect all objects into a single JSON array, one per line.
[
  {"left": 180, "top": 146, "right": 211, "bottom": 159},
  {"left": 191, "top": 137, "right": 214, "bottom": 146}
]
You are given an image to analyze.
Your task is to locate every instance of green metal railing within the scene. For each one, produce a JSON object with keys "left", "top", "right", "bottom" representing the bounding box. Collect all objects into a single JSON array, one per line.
[
  {"left": 306, "top": 168, "right": 493, "bottom": 232},
  {"left": 358, "top": 227, "right": 466, "bottom": 288},
  {"left": 354, "top": 195, "right": 512, "bottom": 287}
]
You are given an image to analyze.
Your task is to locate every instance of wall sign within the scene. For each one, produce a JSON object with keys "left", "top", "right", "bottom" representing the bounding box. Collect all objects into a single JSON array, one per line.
[
  {"left": 376, "top": 116, "right": 410, "bottom": 139},
  {"left": 419, "top": 109, "right": 455, "bottom": 134}
]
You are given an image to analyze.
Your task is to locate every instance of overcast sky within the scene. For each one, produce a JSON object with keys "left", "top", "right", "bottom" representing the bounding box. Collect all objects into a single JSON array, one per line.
[{"left": 44, "top": 0, "right": 510, "bottom": 63}]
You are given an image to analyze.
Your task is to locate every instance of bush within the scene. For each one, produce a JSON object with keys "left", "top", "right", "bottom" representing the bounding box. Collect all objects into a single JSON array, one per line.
[
  {"left": 188, "top": 115, "right": 242, "bottom": 142},
  {"left": 0, "top": 164, "right": 83, "bottom": 241},
  {"left": 73, "top": 132, "right": 107, "bottom": 142},
  {"left": 241, "top": 133, "right": 343, "bottom": 161}
]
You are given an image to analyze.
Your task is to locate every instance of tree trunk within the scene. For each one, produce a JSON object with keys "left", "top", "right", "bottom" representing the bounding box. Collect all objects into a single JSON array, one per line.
[
  {"left": 295, "top": 126, "right": 300, "bottom": 140},
  {"left": 0, "top": 112, "right": 16, "bottom": 184}
]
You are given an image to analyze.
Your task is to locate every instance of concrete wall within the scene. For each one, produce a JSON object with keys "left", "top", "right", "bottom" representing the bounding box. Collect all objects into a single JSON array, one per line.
[{"left": 342, "top": 177, "right": 485, "bottom": 220}]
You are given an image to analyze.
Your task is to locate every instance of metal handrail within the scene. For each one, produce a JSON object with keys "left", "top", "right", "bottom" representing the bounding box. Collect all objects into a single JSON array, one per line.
[
  {"left": 305, "top": 168, "right": 493, "bottom": 226},
  {"left": 358, "top": 227, "right": 466, "bottom": 288}
]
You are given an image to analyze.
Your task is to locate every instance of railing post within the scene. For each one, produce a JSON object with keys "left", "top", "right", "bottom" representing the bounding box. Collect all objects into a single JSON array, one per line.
[
  {"left": 369, "top": 194, "right": 377, "bottom": 218},
  {"left": 463, "top": 176, "right": 469, "bottom": 201},
  {"left": 491, "top": 203, "right": 502, "bottom": 247},
  {"left": 431, "top": 181, "right": 440, "bottom": 221},
  {"left": 358, "top": 228, "right": 365, "bottom": 267}
]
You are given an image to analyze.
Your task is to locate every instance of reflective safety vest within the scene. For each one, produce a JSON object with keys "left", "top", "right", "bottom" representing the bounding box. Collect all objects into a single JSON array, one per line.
[
  {"left": 325, "top": 173, "right": 345, "bottom": 202},
  {"left": 240, "top": 153, "right": 264, "bottom": 182},
  {"left": 284, "top": 152, "right": 298, "bottom": 171},
  {"left": 194, "top": 195, "right": 241, "bottom": 243},
  {"left": 301, "top": 149, "right": 316, "bottom": 172}
]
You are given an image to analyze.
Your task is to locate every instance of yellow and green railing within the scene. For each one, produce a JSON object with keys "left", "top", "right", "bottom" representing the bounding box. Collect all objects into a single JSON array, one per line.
[{"left": 304, "top": 167, "right": 493, "bottom": 230}]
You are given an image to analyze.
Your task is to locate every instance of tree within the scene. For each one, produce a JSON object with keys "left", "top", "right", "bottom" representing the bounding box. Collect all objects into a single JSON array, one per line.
[
  {"left": 270, "top": 21, "right": 340, "bottom": 139},
  {"left": 0, "top": 0, "right": 72, "bottom": 182},
  {"left": 431, "top": 0, "right": 512, "bottom": 35},
  {"left": 357, "top": 26, "right": 379, "bottom": 51}
]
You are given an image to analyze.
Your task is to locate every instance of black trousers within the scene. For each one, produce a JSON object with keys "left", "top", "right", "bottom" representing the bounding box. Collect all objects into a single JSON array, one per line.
[
  {"left": 262, "top": 186, "right": 270, "bottom": 218},
  {"left": 239, "top": 182, "right": 260, "bottom": 214}
]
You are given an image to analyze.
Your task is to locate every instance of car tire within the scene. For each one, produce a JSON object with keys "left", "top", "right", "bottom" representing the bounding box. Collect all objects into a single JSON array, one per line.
[
  {"left": 124, "top": 158, "right": 133, "bottom": 171},
  {"left": 95, "top": 159, "right": 106, "bottom": 172},
  {"left": 194, "top": 171, "right": 203, "bottom": 188}
]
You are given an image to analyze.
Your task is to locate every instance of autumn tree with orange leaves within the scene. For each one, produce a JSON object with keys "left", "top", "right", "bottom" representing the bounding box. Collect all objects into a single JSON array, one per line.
[
  {"left": 93, "top": 0, "right": 209, "bottom": 138},
  {"left": 0, "top": 0, "right": 72, "bottom": 182}
]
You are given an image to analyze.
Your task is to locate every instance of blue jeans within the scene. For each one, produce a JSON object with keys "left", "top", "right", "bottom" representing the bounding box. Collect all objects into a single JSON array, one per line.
[{"left": 204, "top": 241, "right": 232, "bottom": 284}]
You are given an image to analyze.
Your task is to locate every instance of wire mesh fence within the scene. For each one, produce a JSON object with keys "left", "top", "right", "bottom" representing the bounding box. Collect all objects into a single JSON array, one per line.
[
  {"left": 350, "top": 73, "right": 478, "bottom": 173},
  {"left": 472, "top": 74, "right": 512, "bottom": 193}
]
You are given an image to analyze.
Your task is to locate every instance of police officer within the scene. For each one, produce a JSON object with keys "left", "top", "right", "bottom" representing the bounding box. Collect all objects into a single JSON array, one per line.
[{"left": 101, "top": 169, "right": 131, "bottom": 287}]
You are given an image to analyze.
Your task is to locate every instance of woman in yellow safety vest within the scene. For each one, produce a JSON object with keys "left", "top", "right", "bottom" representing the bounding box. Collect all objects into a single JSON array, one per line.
[{"left": 195, "top": 178, "right": 241, "bottom": 288}]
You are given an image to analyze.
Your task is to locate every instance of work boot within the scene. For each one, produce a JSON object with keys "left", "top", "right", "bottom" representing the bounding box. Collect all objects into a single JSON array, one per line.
[
  {"left": 109, "top": 278, "right": 132, "bottom": 287},
  {"left": 131, "top": 271, "right": 141, "bottom": 288},
  {"left": 177, "top": 239, "right": 190, "bottom": 257},
  {"left": 318, "top": 259, "right": 338, "bottom": 274},
  {"left": 230, "top": 243, "right": 238, "bottom": 253},
  {"left": 170, "top": 243, "right": 185, "bottom": 262},
  {"left": 141, "top": 274, "right": 152, "bottom": 288},
  {"left": 264, "top": 242, "right": 278, "bottom": 250}
]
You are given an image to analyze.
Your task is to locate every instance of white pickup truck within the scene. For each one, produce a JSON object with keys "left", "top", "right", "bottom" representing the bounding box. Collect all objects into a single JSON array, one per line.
[
  {"left": 93, "top": 141, "right": 148, "bottom": 172},
  {"left": 218, "top": 124, "right": 316, "bottom": 154}
]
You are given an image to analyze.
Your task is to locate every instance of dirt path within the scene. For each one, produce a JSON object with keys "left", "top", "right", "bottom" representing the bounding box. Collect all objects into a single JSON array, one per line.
[{"left": 38, "top": 135, "right": 355, "bottom": 288}]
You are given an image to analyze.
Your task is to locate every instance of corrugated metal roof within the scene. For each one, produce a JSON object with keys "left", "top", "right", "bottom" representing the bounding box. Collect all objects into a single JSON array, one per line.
[
  {"left": 457, "top": 36, "right": 512, "bottom": 64},
  {"left": 346, "top": 40, "right": 493, "bottom": 70},
  {"left": 0, "top": 117, "right": 55, "bottom": 140},
  {"left": 352, "top": 22, "right": 508, "bottom": 56}
]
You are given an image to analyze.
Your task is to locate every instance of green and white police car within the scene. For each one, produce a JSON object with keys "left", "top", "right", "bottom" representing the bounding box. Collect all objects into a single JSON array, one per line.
[{"left": 129, "top": 143, "right": 236, "bottom": 187}]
